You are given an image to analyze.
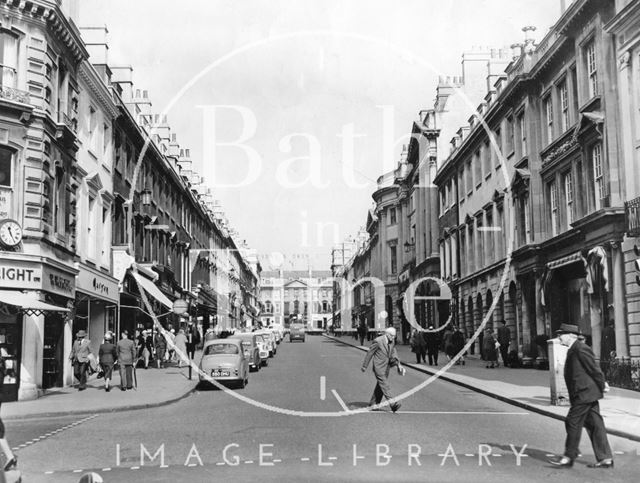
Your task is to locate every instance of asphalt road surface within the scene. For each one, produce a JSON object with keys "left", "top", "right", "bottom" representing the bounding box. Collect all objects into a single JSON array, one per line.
[{"left": 6, "top": 336, "right": 640, "bottom": 482}]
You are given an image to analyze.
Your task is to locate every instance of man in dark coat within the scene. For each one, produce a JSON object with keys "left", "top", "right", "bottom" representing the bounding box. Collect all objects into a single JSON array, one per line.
[
  {"left": 116, "top": 330, "right": 136, "bottom": 391},
  {"left": 361, "top": 327, "right": 405, "bottom": 412},
  {"left": 186, "top": 321, "right": 201, "bottom": 360},
  {"left": 497, "top": 320, "right": 511, "bottom": 367},
  {"left": 548, "top": 324, "right": 613, "bottom": 469},
  {"left": 424, "top": 326, "right": 439, "bottom": 366}
]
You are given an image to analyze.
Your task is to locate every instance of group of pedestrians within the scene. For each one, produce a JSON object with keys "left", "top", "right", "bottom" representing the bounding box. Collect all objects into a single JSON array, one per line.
[
  {"left": 409, "top": 325, "right": 465, "bottom": 366},
  {"left": 68, "top": 323, "right": 201, "bottom": 391},
  {"left": 482, "top": 320, "right": 512, "bottom": 368}
]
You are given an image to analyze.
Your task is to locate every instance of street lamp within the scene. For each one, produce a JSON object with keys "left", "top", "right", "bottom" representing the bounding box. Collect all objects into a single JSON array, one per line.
[
  {"left": 142, "top": 186, "right": 153, "bottom": 206},
  {"left": 404, "top": 240, "right": 415, "bottom": 253}
]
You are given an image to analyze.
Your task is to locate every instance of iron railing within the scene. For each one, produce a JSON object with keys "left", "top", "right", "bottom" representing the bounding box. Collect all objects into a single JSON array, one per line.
[{"left": 600, "top": 358, "right": 640, "bottom": 392}]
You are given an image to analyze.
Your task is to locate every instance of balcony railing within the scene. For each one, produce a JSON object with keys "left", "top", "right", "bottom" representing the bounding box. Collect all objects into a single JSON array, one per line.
[
  {"left": 600, "top": 358, "right": 640, "bottom": 392},
  {"left": 625, "top": 196, "right": 640, "bottom": 237}
]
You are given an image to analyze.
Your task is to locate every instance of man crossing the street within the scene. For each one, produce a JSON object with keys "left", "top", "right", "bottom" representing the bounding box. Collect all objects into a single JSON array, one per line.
[
  {"left": 548, "top": 323, "right": 613, "bottom": 469},
  {"left": 361, "top": 327, "right": 405, "bottom": 412}
]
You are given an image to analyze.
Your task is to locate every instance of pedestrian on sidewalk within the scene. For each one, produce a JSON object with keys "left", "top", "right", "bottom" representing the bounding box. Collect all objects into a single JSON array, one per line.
[
  {"left": 497, "top": 320, "right": 511, "bottom": 367},
  {"left": 174, "top": 329, "right": 188, "bottom": 367},
  {"left": 116, "top": 330, "right": 136, "bottom": 391},
  {"left": 443, "top": 326, "right": 455, "bottom": 362},
  {"left": 154, "top": 329, "right": 167, "bottom": 369},
  {"left": 409, "top": 329, "right": 426, "bottom": 364},
  {"left": 483, "top": 329, "right": 498, "bottom": 368},
  {"left": 357, "top": 323, "right": 367, "bottom": 346},
  {"left": 186, "top": 321, "right": 200, "bottom": 360},
  {"left": 98, "top": 332, "right": 117, "bottom": 392},
  {"left": 361, "top": 327, "right": 405, "bottom": 412},
  {"left": 167, "top": 328, "right": 176, "bottom": 363},
  {"left": 141, "top": 330, "right": 153, "bottom": 369},
  {"left": 451, "top": 327, "right": 466, "bottom": 365},
  {"left": 0, "top": 355, "right": 18, "bottom": 473},
  {"left": 548, "top": 324, "right": 613, "bottom": 469},
  {"left": 69, "top": 330, "right": 92, "bottom": 390},
  {"left": 424, "top": 326, "right": 439, "bottom": 366}
]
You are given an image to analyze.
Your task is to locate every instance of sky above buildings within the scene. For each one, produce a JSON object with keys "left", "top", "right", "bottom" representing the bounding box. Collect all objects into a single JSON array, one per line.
[{"left": 79, "top": 0, "right": 563, "bottom": 271}]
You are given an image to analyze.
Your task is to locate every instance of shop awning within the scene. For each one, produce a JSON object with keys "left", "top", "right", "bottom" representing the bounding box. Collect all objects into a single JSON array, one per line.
[
  {"left": 131, "top": 272, "right": 173, "bottom": 310},
  {"left": 0, "top": 290, "right": 70, "bottom": 316}
]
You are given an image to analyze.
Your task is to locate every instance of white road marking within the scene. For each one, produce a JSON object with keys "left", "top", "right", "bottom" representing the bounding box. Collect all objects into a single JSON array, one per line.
[
  {"left": 273, "top": 459, "right": 282, "bottom": 463},
  {"left": 614, "top": 451, "right": 625, "bottom": 455},
  {"left": 45, "top": 471, "right": 54, "bottom": 474},
  {"left": 465, "top": 454, "right": 475, "bottom": 457},
  {"left": 131, "top": 466, "right": 140, "bottom": 470},
  {"left": 332, "top": 389, "right": 350, "bottom": 412},
  {"left": 328, "top": 457, "right": 338, "bottom": 461},
  {"left": 102, "top": 468, "right": 112, "bottom": 471},
  {"left": 320, "top": 376, "right": 326, "bottom": 400},
  {"left": 73, "top": 469, "right": 82, "bottom": 473},
  {"left": 244, "top": 461, "right": 254, "bottom": 464},
  {"left": 545, "top": 454, "right": 555, "bottom": 457},
  {"left": 394, "top": 411, "right": 529, "bottom": 415},
  {"left": 301, "top": 457, "right": 311, "bottom": 461},
  {"left": 216, "top": 462, "right": 225, "bottom": 466}
]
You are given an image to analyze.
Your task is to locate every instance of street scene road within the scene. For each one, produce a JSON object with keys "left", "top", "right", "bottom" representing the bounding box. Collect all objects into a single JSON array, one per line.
[{"left": 7, "top": 336, "right": 640, "bottom": 482}]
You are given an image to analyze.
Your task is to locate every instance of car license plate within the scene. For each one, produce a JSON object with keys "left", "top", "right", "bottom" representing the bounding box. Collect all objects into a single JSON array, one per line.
[{"left": 212, "top": 370, "right": 230, "bottom": 377}]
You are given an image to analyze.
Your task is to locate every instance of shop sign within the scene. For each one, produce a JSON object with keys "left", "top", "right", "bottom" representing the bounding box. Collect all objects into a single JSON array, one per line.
[
  {"left": 0, "top": 258, "right": 76, "bottom": 297},
  {"left": 42, "top": 265, "right": 75, "bottom": 298},
  {"left": 76, "top": 265, "right": 119, "bottom": 303}
]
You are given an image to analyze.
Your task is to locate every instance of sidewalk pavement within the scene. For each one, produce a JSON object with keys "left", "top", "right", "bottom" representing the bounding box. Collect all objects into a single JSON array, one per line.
[
  {"left": 2, "top": 358, "right": 200, "bottom": 420},
  {"left": 328, "top": 334, "right": 640, "bottom": 442}
]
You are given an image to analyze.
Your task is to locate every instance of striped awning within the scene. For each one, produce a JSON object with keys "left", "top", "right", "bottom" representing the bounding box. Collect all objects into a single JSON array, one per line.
[{"left": 546, "top": 252, "right": 585, "bottom": 270}]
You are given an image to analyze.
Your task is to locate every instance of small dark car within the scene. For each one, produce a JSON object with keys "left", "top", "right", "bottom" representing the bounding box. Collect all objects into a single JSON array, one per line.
[{"left": 289, "top": 323, "right": 306, "bottom": 342}]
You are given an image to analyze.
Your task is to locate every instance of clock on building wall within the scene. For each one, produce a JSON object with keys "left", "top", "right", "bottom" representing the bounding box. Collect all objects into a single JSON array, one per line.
[{"left": 0, "top": 219, "right": 23, "bottom": 248}]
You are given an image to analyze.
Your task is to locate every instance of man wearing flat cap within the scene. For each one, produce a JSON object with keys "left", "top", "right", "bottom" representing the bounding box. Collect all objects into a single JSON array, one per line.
[
  {"left": 361, "top": 326, "right": 405, "bottom": 413},
  {"left": 548, "top": 323, "right": 613, "bottom": 469},
  {"left": 69, "top": 330, "right": 92, "bottom": 391}
]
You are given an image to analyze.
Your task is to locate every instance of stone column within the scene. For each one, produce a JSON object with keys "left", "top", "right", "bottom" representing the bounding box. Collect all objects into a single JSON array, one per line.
[
  {"left": 19, "top": 313, "right": 45, "bottom": 400},
  {"left": 611, "top": 241, "right": 629, "bottom": 358}
]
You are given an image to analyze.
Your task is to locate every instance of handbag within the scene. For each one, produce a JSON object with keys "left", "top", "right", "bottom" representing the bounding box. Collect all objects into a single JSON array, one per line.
[{"left": 87, "top": 353, "right": 98, "bottom": 374}]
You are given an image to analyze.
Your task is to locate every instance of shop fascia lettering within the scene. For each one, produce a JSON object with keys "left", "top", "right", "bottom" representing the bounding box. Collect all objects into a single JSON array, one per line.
[{"left": 0, "top": 266, "right": 38, "bottom": 282}]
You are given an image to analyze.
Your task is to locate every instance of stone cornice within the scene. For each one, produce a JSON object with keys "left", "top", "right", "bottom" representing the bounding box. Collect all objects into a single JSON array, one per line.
[{"left": 79, "top": 62, "right": 119, "bottom": 119}]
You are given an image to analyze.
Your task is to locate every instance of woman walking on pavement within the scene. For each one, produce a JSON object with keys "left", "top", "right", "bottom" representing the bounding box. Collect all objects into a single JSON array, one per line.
[
  {"left": 99, "top": 332, "right": 117, "bottom": 392},
  {"left": 483, "top": 328, "right": 498, "bottom": 368},
  {"left": 154, "top": 329, "right": 167, "bottom": 369},
  {"left": 174, "top": 328, "right": 188, "bottom": 367}
]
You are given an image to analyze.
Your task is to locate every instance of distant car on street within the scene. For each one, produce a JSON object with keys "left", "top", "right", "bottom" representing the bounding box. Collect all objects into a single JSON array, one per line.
[
  {"left": 254, "top": 333, "right": 270, "bottom": 365},
  {"left": 256, "top": 330, "right": 277, "bottom": 357},
  {"left": 229, "top": 333, "right": 262, "bottom": 372},
  {"left": 269, "top": 323, "right": 285, "bottom": 343},
  {"left": 289, "top": 323, "right": 306, "bottom": 342},
  {"left": 199, "top": 339, "right": 249, "bottom": 388}
]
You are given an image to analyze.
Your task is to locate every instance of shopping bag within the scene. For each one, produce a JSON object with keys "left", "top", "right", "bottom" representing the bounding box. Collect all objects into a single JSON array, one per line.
[{"left": 87, "top": 353, "right": 98, "bottom": 374}]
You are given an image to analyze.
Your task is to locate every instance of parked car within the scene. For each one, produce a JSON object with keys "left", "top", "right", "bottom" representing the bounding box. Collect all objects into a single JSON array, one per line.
[
  {"left": 256, "top": 330, "right": 277, "bottom": 357},
  {"left": 289, "top": 323, "right": 306, "bottom": 342},
  {"left": 229, "top": 333, "right": 261, "bottom": 372},
  {"left": 255, "top": 333, "right": 270, "bottom": 365},
  {"left": 199, "top": 339, "right": 249, "bottom": 388},
  {"left": 269, "top": 323, "right": 285, "bottom": 343}
]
